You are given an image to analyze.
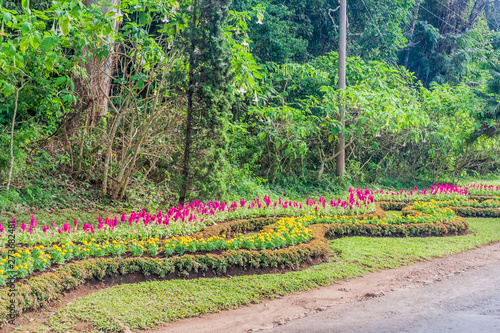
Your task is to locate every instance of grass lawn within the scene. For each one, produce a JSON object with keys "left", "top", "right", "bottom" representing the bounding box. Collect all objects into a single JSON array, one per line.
[{"left": 16, "top": 217, "right": 500, "bottom": 333}]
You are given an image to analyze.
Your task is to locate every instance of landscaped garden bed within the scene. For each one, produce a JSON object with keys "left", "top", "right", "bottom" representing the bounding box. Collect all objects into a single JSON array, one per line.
[{"left": 1, "top": 183, "right": 500, "bottom": 327}]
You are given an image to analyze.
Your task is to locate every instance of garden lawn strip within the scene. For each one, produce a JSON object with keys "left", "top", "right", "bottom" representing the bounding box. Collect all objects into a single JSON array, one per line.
[{"left": 9, "top": 217, "right": 500, "bottom": 333}]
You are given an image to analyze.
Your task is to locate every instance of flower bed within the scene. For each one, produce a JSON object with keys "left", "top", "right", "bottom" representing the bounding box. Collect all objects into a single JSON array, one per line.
[
  {"left": 465, "top": 184, "right": 500, "bottom": 196},
  {"left": 371, "top": 184, "right": 468, "bottom": 202},
  {"left": 372, "top": 183, "right": 500, "bottom": 202},
  {"left": 0, "top": 217, "right": 313, "bottom": 286},
  {"left": 0, "top": 196, "right": 479, "bottom": 325},
  {"left": 0, "top": 192, "right": 375, "bottom": 247}
]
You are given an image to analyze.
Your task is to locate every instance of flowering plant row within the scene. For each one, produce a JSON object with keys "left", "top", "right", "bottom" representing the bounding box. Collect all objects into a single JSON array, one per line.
[
  {"left": 418, "top": 198, "right": 500, "bottom": 209},
  {"left": 0, "top": 238, "right": 329, "bottom": 327},
  {"left": 371, "top": 183, "right": 500, "bottom": 202},
  {"left": 465, "top": 184, "right": 500, "bottom": 196},
  {"left": 0, "top": 218, "right": 312, "bottom": 285},
  {"left": 371, "top": 184, "right": 468, "bottom": 202},
  {"left": 1, "top": 191, "right": 374, "bottom": 247},
  {"left": 288, "top": 201, "right": 457, "bottom": 228}
]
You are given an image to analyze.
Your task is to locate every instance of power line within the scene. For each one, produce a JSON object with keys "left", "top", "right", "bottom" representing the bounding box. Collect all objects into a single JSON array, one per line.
[
  {"left": 358, "top": 0, "right": 415, "bottom": 83},
  {"left": 419, "top": 4, "right": 463, "bottom": 34},
  {"left": 359, "top": 0, "right": 385, "bottom": 42},
  {"left": 433, "top": 0, "right": 498, "bottom": 31},
  {"left": 359, "top": 0, "right": 399, "bottom": 66}
]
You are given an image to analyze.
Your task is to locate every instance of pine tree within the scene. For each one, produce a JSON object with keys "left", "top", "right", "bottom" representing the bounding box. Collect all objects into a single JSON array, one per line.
[{"left": 179, "top": 0, "right": 234, "bottom": 204}]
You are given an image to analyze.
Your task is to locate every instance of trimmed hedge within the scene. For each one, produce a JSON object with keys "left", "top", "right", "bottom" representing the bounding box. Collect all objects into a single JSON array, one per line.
[
  {"left": 450, "top": 206, "right": 500, "bottom": 218},
  {"left": 191, "top": 216, "right": 281, "bottom": 239},
  {"left": 378, "top": 201, "right": 408, "bottom": 211},
  {"left": 325, "top": 216, "right": 469, "bottom": 238},
  {"left": 402, "top": 203, "right": 500, "bottom": 218}
]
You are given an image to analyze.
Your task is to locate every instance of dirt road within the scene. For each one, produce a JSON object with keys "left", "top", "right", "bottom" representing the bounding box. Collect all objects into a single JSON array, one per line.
[
  {"left": 270, "top": 261, "right": 500, "bottom": 333},
  {"left": 154, "top": 241, "right": 500, "bottom": 333}
]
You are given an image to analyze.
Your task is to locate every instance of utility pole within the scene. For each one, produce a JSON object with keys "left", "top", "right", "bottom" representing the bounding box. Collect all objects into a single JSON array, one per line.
[{"left": 336, "top": 0, "right": 346, "bottom": 179}]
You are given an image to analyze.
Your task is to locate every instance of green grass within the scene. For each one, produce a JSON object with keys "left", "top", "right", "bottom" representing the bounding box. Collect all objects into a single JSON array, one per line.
[
  {"left": 385, "top": 210, "right": 402, "bottom": 218},
  {"left": 17, "top": 217, "right": 500, "bottom": 333}
]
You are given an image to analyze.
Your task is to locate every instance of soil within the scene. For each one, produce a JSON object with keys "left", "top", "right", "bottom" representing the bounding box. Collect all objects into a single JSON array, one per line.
[
  {"left": 149, "top": 241, "right": 500, "bottom": 333},
  {"left": 268, "top": 261, "right": 500, "bottom": 333}
]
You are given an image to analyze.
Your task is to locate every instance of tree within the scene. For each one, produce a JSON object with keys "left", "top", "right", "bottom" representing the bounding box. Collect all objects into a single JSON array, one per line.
[{"left": 178, "top": 0, "right": 234, "bottom": 204}]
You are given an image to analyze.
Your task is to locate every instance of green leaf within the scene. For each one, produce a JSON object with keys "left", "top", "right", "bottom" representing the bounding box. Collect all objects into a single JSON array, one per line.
[
  {"left": 30, "top": 34, "right": 41, "bottom": 49},
  {"left": 328, "top": 135, "right": 334, "bottom": 143},
  {"left": 258, "top": 132, "right": 266, "bottom": 140},
  {"left": 21, "top": 22, "right": 32, "bottom": 34},
  {"left": 22, "top": 0, "right": 29, "bottom": 9},
  {"left": 61, "top": 17, "right": 70, "bottom": 35},
  {"left": 3, "top": 12, "right": 12, "bottom": 24},
  {"left": 42, "top": 37, "right": 55, "bottom": 52},
  {"left": 54, "top": 76, "right": 66, "bottom": 85},
  {"left": 20, "top": 38, "right": 30, "bottom": 54},
  {"left": 33, "top": 10, "right": 50, "bottom": 20},
  {"left": 2, "top": 82, "right": 15, "bottom": 96}
]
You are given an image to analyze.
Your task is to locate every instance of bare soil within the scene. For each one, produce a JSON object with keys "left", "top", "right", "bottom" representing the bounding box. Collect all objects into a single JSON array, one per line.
[{"left": 149, "top": 241, "right": 500, "bottom": 333}]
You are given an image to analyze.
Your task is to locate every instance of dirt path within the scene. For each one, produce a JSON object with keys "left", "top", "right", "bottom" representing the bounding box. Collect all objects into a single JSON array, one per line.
[
  {"left": 149, "top": 241, "right": 500, "bottom": 333},
  {"left": 269, "top": 261, "right": 500, "bottom": 333}
]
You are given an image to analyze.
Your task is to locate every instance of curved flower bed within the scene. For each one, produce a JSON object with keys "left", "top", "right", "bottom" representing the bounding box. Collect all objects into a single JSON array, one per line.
[{"left": 1, "top": 195, "right": 487, "bottom": 325}]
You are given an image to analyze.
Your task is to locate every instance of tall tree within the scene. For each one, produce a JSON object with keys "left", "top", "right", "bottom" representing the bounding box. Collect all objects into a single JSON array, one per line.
[
  {"left": 71, "top": 0, "right": 120, "bottom": 128},
  {"left": 179, "top": 0, "right": 234, "bottom": 204}
]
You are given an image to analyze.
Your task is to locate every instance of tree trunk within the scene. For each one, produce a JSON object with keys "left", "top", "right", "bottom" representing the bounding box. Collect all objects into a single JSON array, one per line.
[
  {"left": 467, "top": 0, "right": 489, "bottom": 30},
  {"left": 179, "top": 0, "right": 198, "bottom": 205},
  {"left": 336, "top": 0, "right": 347, "bottom": 179},
  {"left": 102, "top": 115, "right": 121, "bottom": 195},
  {"left": 67, "top": 0, "right": 120, "bottom": 138},
  {"left": 85, "top": 0, "right": 120, "bottom": 125}
]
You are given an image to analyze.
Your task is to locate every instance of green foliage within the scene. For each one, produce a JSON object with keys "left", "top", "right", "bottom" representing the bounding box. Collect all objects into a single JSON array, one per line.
[
  {"left": 176, "top": 0, "right": 235, "bottom": 202},
  {"left": 0, "top": 0, "right": 498, "bottom": 208}
]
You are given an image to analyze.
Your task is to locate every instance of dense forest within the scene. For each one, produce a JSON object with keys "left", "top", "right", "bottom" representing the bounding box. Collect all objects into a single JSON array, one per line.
[{"left": 0, "top": 0, "right": 499, "bottom": 210}]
